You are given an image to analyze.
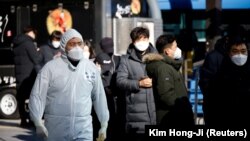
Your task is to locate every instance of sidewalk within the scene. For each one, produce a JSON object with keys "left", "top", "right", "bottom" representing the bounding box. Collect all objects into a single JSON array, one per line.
[{"left": 0, "top": 119, "right": 41, "bottom": 141}]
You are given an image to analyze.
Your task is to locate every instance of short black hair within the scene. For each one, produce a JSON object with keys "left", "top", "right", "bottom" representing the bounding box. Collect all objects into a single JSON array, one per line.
[
  {"left": 22, "top": 25, "right": 37, "bottom": 35},
  {"left": 50, "top": 30, "right": 62, "bottom": 41},
  {"left": 155, "top": 34, "right": 176, "bottom": 53},
  {"left": 130, "top": 27, "right": 149, "bottom": 43},
  {"left": 226, "top": 35, "right": 248, "bottom": 52}
]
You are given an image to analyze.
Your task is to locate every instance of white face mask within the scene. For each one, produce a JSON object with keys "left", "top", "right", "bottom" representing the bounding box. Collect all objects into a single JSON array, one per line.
[
  {"left": 173, "top": 47, "right": 182, "bottom": 59},
  {"left": 83, "top": 52, "right": 90, "bottom": 59},
  {"left": 231, "top": 54, "right": 248, "bottom": 66},
  {"left": 52, "top": 41, "right": 60, "bottom": 48},
  {"left": 67, "top": 46, "right": 84, "bottom": 61},
  {"left": 134, "top": 41, "right": 149, "bottom": 51}
]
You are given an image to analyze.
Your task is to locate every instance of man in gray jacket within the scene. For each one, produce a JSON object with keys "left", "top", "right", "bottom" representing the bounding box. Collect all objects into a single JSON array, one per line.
[
  {"left": 29, "top": 29, "right": 109, "bottom": 141},
  {"left": 116, "top": 27, "right": 156, "bottom": 141}
]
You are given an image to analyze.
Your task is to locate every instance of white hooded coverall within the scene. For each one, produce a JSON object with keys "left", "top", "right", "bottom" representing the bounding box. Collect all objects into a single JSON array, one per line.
[{"left": 29, "top": 55, "right": 109, "bottom": 141}]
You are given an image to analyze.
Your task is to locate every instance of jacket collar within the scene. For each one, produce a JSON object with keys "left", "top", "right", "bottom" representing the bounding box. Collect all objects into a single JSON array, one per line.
[
  {"left": 127, "top": 43, "right": 157, "bottom": 62},
  {"left": 61, "top": 54, "right": 83, "bottom": 70},
  {"left": 143, "top": 53, "right": 183, "bottom": 71}
]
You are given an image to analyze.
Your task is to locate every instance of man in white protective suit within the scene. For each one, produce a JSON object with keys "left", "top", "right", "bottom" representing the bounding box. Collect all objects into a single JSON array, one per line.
[{"left": 29, "top": 29, "right": 109, "bottom": 141}]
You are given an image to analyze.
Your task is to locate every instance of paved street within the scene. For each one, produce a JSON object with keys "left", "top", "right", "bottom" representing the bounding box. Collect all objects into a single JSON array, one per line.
[{"left": 0, "top": 119, "right": 42, "bottom": 141}]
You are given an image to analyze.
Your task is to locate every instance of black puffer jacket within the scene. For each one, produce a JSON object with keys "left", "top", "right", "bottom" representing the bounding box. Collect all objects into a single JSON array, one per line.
[
  {"left": 13, "top": 34, "right": 41, "bottom": 87},
  {"left": 198, "top": 37, "right": 227, "bottom": 124},
  {"left": 116, "top": 43, "right": 156, "bottom": 134},
  {"left": 39, "top": 41, "right": 62, "bottom": 68},
  {"left": 199, "top": 37, "right": 227, "bottom": 95},
  {"left": 206, "top": 55, "right": 250, "bottom": 126}
]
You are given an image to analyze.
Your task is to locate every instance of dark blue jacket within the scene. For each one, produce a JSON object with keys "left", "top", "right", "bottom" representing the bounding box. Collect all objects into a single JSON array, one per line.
[{"left": 39, "top": 41, "right": 62, "bottom": 68}]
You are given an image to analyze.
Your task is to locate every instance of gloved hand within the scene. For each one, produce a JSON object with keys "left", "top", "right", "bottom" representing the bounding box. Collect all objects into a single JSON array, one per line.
[
  {"left": 34, "top": 120, "right": 48, "bottom": 138},
  {"left": 97, "top": 122, "right": 108, "bottom": 141}
]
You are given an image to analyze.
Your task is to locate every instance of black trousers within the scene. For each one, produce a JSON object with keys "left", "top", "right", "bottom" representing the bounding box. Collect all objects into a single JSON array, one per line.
[{"left": 16, "top": 77, "right": 34, "bottom": 124}]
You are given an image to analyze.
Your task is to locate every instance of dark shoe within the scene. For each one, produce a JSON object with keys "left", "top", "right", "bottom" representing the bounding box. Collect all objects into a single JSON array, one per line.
[
  {"left": 20, "top": 120, "right": 29, "bottom": 128},
  {"left": 27, "top": 120, "right": 35, "bottom": 128},
  {"left": 20, "top": 119, "right": 35, "bottom": 128}
]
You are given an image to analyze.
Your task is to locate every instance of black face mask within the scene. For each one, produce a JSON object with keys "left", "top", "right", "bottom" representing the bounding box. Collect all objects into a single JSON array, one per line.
[
  {"left": 68, "top": 57, "right": 80, "bottom": 67},
  {"left": 135, "top": 49, "right": 146, "bottom": 60},
  {"left": 108, "top": 53, "right": 113, "bottom": 57}
]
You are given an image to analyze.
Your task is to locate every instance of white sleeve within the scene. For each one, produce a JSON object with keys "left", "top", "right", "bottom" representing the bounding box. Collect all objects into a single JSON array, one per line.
[
  {"left": 91, "top": 69, "right": 109, "bottom": 124},
  {"left": 29, "top": 66, "right": 50, "bottom": 124}
]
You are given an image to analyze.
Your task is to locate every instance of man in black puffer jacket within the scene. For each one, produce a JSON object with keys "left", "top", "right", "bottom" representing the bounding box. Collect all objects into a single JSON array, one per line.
[{"left": 13, "top": 26, "right": 41, "bottom": 127}]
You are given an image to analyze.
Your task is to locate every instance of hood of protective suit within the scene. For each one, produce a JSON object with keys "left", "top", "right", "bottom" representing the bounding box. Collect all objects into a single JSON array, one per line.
[{"left": 60, "top": 29, "right": 83, "bottom": 52}]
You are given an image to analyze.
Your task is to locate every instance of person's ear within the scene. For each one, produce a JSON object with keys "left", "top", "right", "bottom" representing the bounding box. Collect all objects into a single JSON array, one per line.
[{"left": 164, "top": 48, "right": 170, "bottom": 55}]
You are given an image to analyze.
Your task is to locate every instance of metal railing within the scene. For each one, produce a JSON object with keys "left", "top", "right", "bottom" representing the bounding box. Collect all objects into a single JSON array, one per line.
[{"left": 184, "top": 59, "right": 205, "bottom": 125}]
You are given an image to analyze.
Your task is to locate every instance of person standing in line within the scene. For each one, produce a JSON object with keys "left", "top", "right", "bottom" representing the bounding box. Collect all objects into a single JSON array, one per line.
[
  {"left": 143, "top": 34, "right": 194, "bottom": 127},
  {"left": 29, "top": 29, "right": 109, "bottom": 141},
  {"left": 83, "top": 39, "right": 96, "bottom": 61},
  {"left": 198, "top": 25, "right": 247, "bottom": 125},
  {"left": 13, "top": 25, "right": 42, "bottom": 127},
  {"left": 116, "top": 26, "right": 156, "bottom": 141},
  {"left": 204, "top": 36, "right": 250, "bottom": 127},
  {"left": 93, "top": 37, "right": 121, "bottom": 141},
  {"left": 39, "top": 30, "right": 62, "bottom": 68},
  {"left": 99, "top": 37, "right": 121, "bottom": 104},
  {"left": 94, "top": 53, "right": 114, "bottom": 141}
]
